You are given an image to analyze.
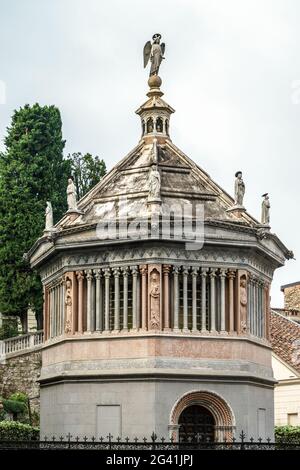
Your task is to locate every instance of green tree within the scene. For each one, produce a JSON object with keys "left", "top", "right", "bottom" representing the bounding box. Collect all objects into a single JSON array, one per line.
[
  {"left": 0, "top": 104, "right": 71, "bottom": 331},
  {"left": 67, "top": 152, "right": 106, "bottom": 199}
]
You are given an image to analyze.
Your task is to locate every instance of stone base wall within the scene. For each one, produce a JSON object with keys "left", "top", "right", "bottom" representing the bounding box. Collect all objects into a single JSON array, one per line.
[
  {"left": 40, "top": 379, "right": 274, "bottom": 441},
  {"left": 0, "top": 351, "right": 41, "bottom": 413}
]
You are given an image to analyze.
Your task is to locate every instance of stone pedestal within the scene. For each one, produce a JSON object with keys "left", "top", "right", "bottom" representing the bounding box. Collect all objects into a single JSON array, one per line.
[{"left": 226, "top": 205, "right": 246, "bottom": 218}]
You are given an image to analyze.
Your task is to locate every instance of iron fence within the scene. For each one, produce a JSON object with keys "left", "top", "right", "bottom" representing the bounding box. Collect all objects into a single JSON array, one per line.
[{"left": 0, "top": 431, "right": 300, "bottom": 450}]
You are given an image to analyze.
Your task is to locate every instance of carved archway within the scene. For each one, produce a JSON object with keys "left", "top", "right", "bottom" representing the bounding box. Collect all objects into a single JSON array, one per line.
[{"left": 169, "top": 390, "right": 235, "bottom": 442}]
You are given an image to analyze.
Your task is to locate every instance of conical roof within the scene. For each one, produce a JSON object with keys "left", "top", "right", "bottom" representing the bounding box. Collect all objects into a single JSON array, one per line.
[{"left": 27, "top": 76, "right": 293, "bottom": 267}]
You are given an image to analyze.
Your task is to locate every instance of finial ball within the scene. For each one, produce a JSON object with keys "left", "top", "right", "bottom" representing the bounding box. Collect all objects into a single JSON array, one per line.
[{"left": 148, "top": 75, "right": 162, "bottom": 89}]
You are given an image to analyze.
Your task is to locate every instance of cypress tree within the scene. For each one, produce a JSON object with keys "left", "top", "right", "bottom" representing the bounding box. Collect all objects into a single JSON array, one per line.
[{"left": 0, "top": 104, "right": 70, "bottom": 330}]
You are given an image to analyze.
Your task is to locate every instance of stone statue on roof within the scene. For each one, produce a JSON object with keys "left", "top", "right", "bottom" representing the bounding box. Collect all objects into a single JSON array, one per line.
[
  {"left": 261, "top": 193, "right": 270, "bottom": 225},
  {"left": 234, "top": 171, "right": 245, "bottom": 207},
  {"left": 144, "top": 34, "right": 165, "bottom": 76},
  {"left": 67, "top": 177, "right": 78, "bottom": 211},
  {"left": 45, "top": 201, "right": 53, "bottom": 231}
]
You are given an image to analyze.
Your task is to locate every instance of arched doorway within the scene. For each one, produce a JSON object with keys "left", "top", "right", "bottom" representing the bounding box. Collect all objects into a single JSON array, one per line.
[
  {"left": 169, "top": 390, "right": 235, "bottom": 442},
  {"left": 178, "top": 405, "right": 215, "bottom": 442}
]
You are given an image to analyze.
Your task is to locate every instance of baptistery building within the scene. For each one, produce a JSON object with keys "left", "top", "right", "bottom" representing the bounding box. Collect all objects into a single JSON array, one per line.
[{"left": 27, "top": 37, "right": 292, "bottom": 441}]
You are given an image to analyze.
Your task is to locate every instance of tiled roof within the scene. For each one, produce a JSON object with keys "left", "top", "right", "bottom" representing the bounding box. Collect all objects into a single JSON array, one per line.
[{"left": 270, "top": 309, "right": 300, "bottom": 375}]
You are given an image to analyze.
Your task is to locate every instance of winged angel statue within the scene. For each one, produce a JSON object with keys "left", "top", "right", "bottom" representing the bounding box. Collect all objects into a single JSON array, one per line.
[{"left": 144, "top": 33, "right": 165, "bottom": 76}]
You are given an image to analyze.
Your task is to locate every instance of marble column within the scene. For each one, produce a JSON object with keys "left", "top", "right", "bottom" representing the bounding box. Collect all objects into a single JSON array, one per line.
[
  {"left": 86, "top": 270, "right": 94, "bottom": 332},
  {"left": 183, "top": 266, "right": 189, "bottom": 332},
  {"left": 50, "top": 287, "right": 54, "bottom": 338},
  {"left": 201, "top": 268, "right": 207, "bottom": 332},
  {"left": 163, "top": 265, "right": 171, "bottom": 330},
  {"left": 210, "top": 269, "right": 216, "bottom": 331},
  {"left": 220, "top": 269, "right": 226, "bottom": 332},
  {"left": 53, "top": 284, "right": 57, "bottom": 336},
  {"left": 43, "top": 286, "right": 48, "bottom": 340},
  {"left": 253, "top": 277, "right": 257, "bottom": 336},
  {"left": 192, "top": 267, "right": 198, "bottom": 332},
  {"left": 173, "top": 266, "right": 180, "bottom": 331},
  {"left": 104, "top": 268, "right": 111, "bottom": 332},
  {"left": 60, "top": 280, "right": 65, "bottom": 335},
  {"left": 228, "top": 270, "right": 235, "bottom": 332},
  {"left": 76, "top": 271, "right": 84, "bottom": 334},
  {"left": 46, "top": 286, "right": 51, "bottom": 340},
  {"left": 260, "top": 281, "right": 266, "bottom": 338},
  {"left": 140, "top": 265, "right": 148, "bottom": 330},
  {"left": 258, "top": 280, "right": 263, "bottom": 337},
  {"left": 122, "top": 267, "right": 129, "bottom": 331},
  {"left": 131, "top": 266, "right": 138, "bottom": 330},
  {"left": 265, "top": 283, "right": 270, "bottom": 340},
  {"left": 57, "top": 284, "right": 61, "bottom": 335},
  {"left": 113, "top": 268, "right": 120, "bottom": 331},
  {"left": 95, "top": 269, "right": 103, "bottom": 332},
  {"left": 248, "top": 275, "right": 253, "bottom": 335}
]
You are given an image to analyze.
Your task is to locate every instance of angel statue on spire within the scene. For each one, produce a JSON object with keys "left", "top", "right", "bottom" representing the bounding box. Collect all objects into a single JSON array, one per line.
[{"left": 144, "top": 33, "right": 165, "bottom": 76}]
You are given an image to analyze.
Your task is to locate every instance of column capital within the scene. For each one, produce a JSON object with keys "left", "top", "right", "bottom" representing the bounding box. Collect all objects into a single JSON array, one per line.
[
  {"left": 227, "top": 269, "right": 236, "bottom": 280},
  {"left": 191, "top": 267, "right": 199, "bottom": 276},
  {"left": 122, "top": 266, "right": 129, "bottom": 276},
  {"left": 182, "top": 266, "right": 190, "bottom": 276},
  {"left": 94, "top": 269, "right": 102, "bottom": 280},
  {"left": 200, "top": 268, "right": 208, "bottom": 277},
  {"left": 130, "top": 265, "right": 139, "bottom": 276},
  {"left": 140, "top": 264, "right": 148, "bottom": 276},
  {"left": 162, "top": 264, "right": 172, "bottom": 275},
  {"left": 173, "top": 266, "right": 180, "bottom": 275},
  {"left": 86, "top": 269, "right": 93, "bottom": 281},
  {"left": 104, "top": 267, "right": 111, "bottom": 278},
  {"left": 113, "top": 267, "right": 120, "bottom": 277},
  {"left": 219, "top": 268, "right": 227, "bottom": 278},
  {"left": 76, "top": 270, "right": 85, "bottom": 281},
  {"left": 209, "top": 269, "right": 217, "bottom": 278}
]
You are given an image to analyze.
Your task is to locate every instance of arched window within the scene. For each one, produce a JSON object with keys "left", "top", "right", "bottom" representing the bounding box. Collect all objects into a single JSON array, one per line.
[
  {"left": 142, "top": 120, "right": 145, "bottom": 135},
  {"left": 156, "top": 117, "right": 163, "bottom": 133},
  {"left": 147, "top": 118, "right": 154, "bottom": 133}
]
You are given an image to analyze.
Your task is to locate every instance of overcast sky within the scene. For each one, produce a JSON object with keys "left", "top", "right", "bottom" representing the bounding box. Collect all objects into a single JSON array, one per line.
[{"left": 0, "top": 0, "right": 299, "bottom": 306}]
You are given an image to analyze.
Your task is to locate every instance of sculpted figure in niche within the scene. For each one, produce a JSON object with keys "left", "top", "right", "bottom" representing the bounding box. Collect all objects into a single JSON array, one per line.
[
  {"left": 45, "top": 201, "right": 53, "bottom": 231},
  {"left": 148, "top": 165, "right": 161, "bottom": 200},
  {"left": 149, "top": 270, "right": 160, "bottom": 329},
  {"left": 261, "top": 193, "right": 270, "bottom": 225},
  {"left": 64, "top": 277, "right": 72, "bottom": 334},
  {"left": 67, "top": 177, "right": 77, "bottom": 211},
  {"left": 234, "top": 171, "right": 245, "bottom": 206},
  {"left": 240, "top": 276, "right": 247, "bottom": 333}
]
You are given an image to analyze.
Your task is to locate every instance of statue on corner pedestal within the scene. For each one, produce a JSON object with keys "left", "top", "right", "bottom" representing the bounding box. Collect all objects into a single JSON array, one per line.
[
  {"left": 67, "top": 178, "right": 78, "bottom": 211},
  {"left": 261, "top": 193, "right": 270, "bottom": 225},
  {"left": 45, "top": 201, "right": 53, "bottom": 231},
  {"left": 144, "top": 33, "right": 165, "bottom": 77},
  {"left": 234, "top": 171, "right": 245, "bottom": 207}
]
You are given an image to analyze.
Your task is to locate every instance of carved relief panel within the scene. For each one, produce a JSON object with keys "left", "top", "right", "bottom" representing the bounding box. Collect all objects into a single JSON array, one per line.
[{"left": 148, "top": 264, "right": 162, "bottom": 330}]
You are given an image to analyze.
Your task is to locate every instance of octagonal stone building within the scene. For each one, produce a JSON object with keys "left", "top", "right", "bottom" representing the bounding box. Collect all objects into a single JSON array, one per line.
[{"left": 27, "top": 72, "right": 292, "bottom": 442}]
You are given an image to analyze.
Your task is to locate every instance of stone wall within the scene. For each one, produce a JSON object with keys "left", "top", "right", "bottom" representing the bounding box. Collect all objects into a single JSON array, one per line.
[
  {"left": 0, "top": 350, "right": 41, "bottom": 413},
  {"left": 283, "top": 283, "right": 300, "bottom": 310}
]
